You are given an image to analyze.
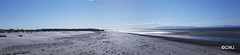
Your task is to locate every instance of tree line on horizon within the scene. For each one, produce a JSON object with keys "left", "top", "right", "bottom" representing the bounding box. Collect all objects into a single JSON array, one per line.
[{"left": 0, "top": 28, "right": 104, "bottom": 33}]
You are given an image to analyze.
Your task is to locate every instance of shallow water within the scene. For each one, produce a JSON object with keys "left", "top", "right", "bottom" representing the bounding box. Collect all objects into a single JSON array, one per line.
[
  {"left": 180, "top": 35, "right": 240, "bottom": 40},
  {"left": 119, "top": 30, "right": 240, "bottom": 41}
]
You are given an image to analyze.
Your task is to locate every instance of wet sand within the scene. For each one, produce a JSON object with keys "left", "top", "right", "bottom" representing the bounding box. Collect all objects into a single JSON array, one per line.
[{"left": 0, "top": 31, "right": 239, "bottom": 55}]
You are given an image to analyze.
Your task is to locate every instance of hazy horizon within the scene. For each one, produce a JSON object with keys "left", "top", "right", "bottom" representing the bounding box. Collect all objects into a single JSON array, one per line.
[{"left": 1, "top": 0, "right": 240, "bottom": 29}]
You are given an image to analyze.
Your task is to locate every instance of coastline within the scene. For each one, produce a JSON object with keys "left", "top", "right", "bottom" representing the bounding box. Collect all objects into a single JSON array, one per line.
[
  {"left": 0, "top": 31, "right": 239, "bottom": 55},
  {"left": 127, "top": 33, "right": 240, "bottom": 53}
]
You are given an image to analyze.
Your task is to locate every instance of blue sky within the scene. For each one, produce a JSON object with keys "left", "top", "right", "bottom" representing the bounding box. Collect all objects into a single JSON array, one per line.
[{"left": 0, "top": 0, "right": 240, "bottom": 29}]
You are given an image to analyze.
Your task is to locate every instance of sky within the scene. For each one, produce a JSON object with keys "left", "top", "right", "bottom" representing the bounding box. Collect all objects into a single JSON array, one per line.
[{"left": 0, "top": 0, "right": 240, "bottom": 29}]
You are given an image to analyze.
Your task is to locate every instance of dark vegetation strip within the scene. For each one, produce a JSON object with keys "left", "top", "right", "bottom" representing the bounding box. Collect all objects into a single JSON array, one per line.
[{"left": 0, "top": 28, "right": 104, "bottom": 33}]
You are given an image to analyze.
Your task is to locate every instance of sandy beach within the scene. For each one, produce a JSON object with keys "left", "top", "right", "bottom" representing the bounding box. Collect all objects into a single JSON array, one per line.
[{"left": 0, "top": 31, "right": 239, "bottom": 55}]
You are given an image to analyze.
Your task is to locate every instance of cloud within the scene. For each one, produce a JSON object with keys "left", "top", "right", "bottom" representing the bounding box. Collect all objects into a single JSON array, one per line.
[
  {"left": 103, "top": 22, "right": 175, "bottom": 29},
  {"left": 108, "top": 22, "right": 174, "bottom": 27},
  {"left": 87, "top": 0, "right": 94, "bottom": 2},
  {"left": 86, "top": 0, "right": 126, "bottom": 2}
]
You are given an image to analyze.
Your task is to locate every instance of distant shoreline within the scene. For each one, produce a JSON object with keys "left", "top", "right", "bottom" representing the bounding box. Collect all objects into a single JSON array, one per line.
[{"left": 127, "top": 33, "right": 240, "bottom": 53}]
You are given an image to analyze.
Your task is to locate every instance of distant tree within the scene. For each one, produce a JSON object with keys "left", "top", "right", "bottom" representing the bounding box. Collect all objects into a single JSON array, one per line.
[
  {"left": 9, "top": 29, "right": 14, "bottom": 31},
  {"left": 0, "top": 29, "right": 4, "bottom": 33},
  {"left": 7, "top": 29, "right": 14, "bottom": 33}
]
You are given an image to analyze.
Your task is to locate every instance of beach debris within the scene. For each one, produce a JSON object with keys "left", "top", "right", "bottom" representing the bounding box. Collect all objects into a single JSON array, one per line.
[
  {"left": 0, "top": 35, "right": 7, "bottom": 37},
  {"left": 102, "top": 41, "right": 111, "bottom": 43},
  {"left": 19, "top": 35, "right": 23, "bottom": 37}
]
